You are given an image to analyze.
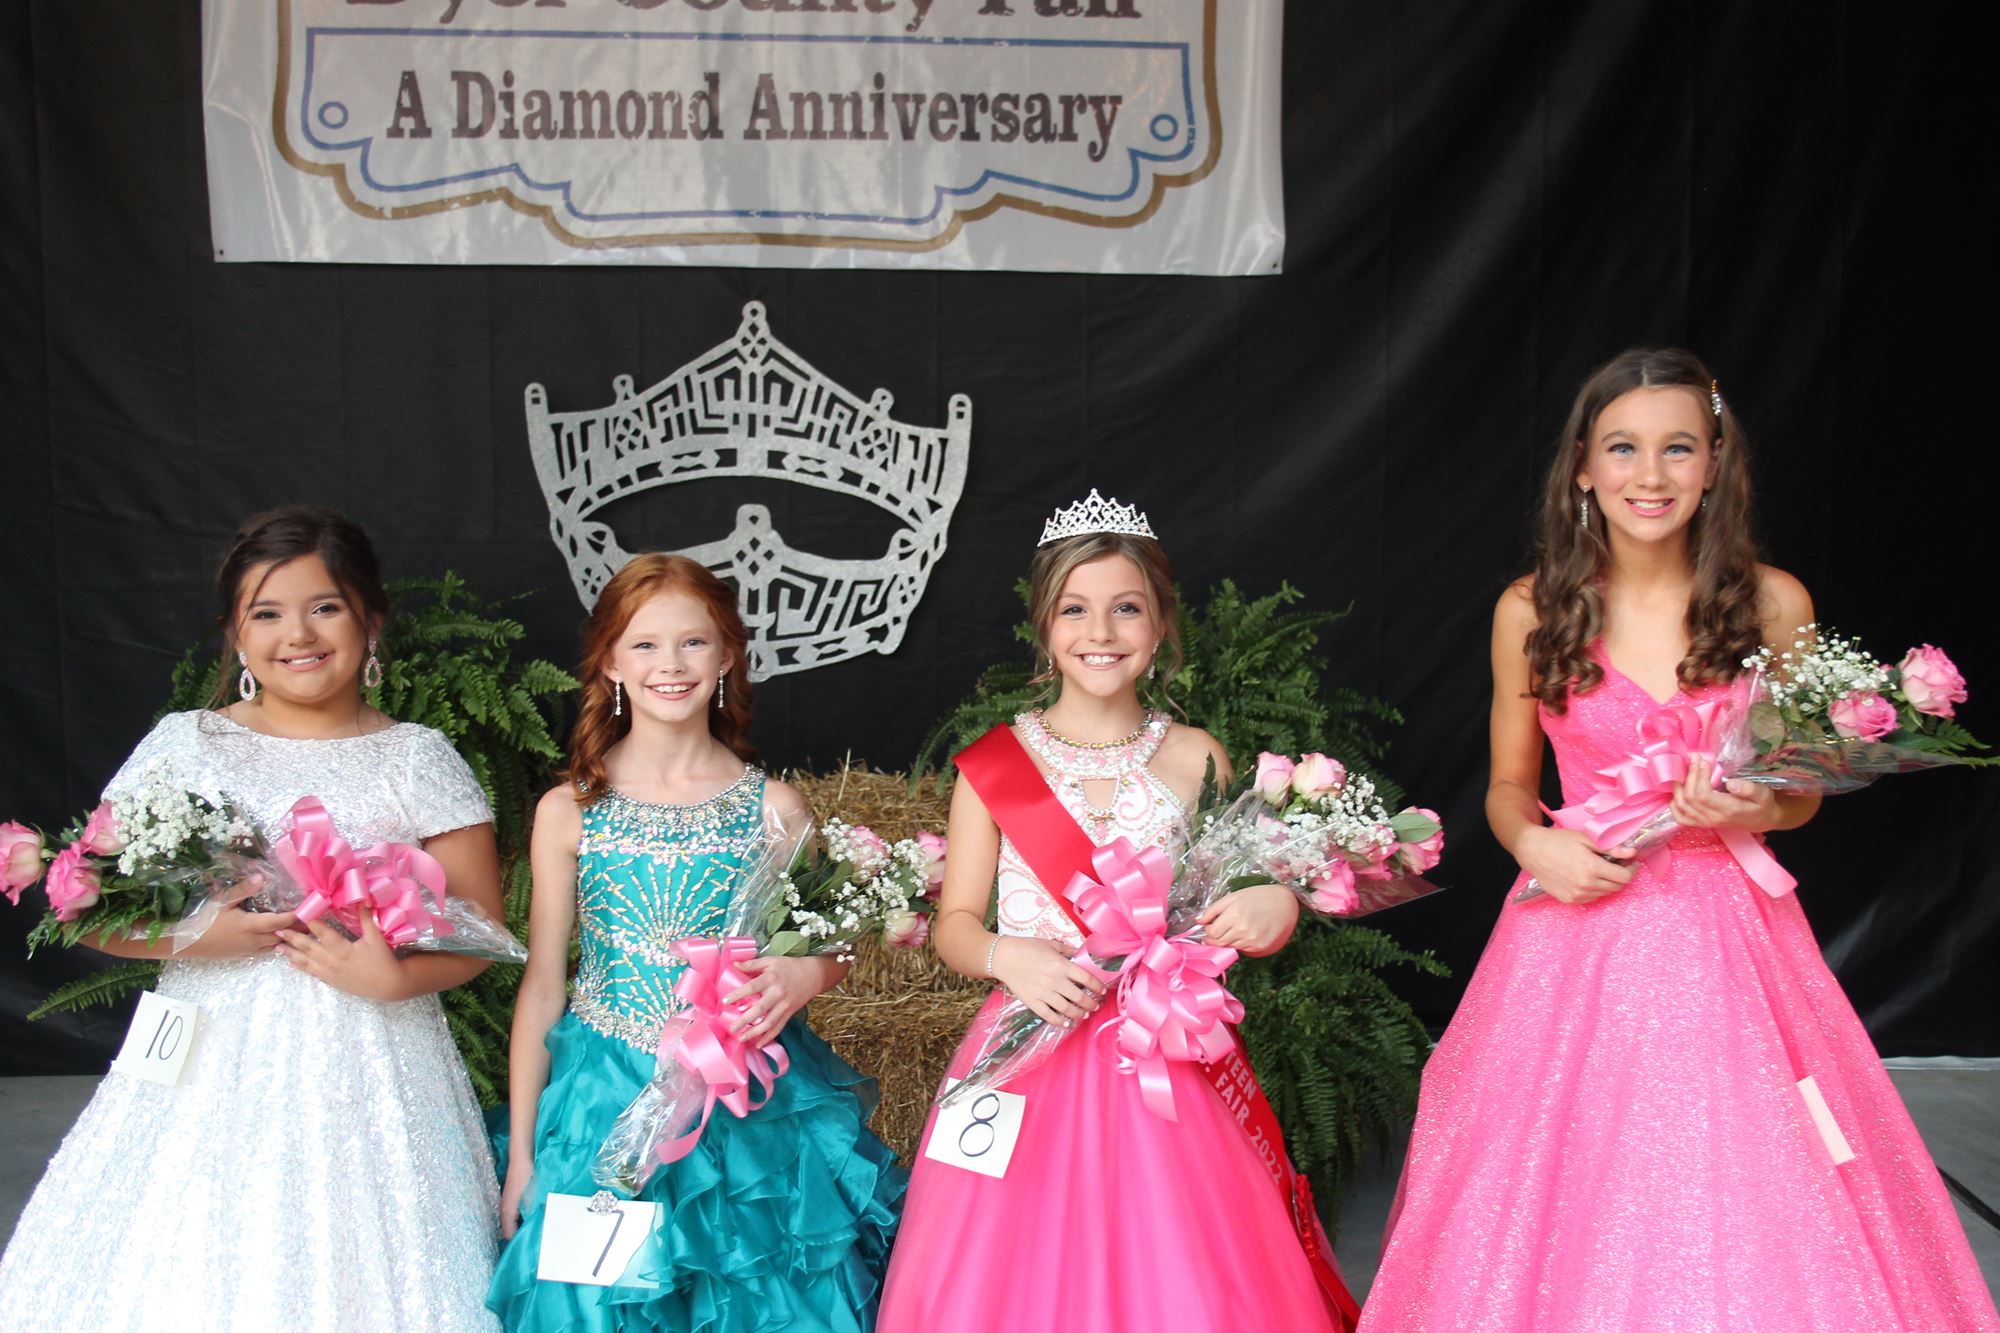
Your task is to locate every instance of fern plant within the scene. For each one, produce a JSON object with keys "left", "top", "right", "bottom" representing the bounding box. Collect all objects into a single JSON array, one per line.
[
  {"left": 1232, "top": 922, "right": 1447, "bottom": 1231},
  {"left": 915, "top": 580, "right": 1405, "bottom": 799},
  {"left": 33, "top": 574, "right": 576, "bottom": 1107}
]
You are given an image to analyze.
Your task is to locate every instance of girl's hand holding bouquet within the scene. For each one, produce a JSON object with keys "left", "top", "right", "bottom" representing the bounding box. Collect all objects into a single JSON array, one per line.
[{"left": 594, "top": 810, "right": 944, "bottom": 1193}]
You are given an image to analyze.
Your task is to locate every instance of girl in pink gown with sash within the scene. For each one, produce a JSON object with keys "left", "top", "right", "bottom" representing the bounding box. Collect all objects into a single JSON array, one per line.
[
  {"left": 877, "top": 495, "right": 1355, "bottom": 1333},
  {"left": 1360, "top": 349, "right": 2000, "bottom": 1332}
]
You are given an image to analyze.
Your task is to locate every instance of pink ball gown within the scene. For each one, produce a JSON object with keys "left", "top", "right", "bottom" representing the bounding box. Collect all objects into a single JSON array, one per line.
[
  {"left": 1360, "top": 645, "right": 2000, "bottom": 1332},
  {"left": 877, "top": 713, "right": 1342, "bottom": 1333}
]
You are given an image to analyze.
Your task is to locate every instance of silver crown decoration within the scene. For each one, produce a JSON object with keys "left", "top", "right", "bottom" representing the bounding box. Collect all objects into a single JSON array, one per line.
[
  {"left": 1037, "top": 489, "right": 1157, "bottom": 547},
  {"left": 526, "top": 301, "right": 970, "bottom": 680}
]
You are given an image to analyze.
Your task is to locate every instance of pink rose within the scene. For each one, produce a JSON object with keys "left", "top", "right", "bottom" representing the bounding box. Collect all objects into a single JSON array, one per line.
[
  {"left": 915, "top": 831, "right": 948, "bottom": 898},
  {"left": 78, "top": 802, "right": 126, "bottom": 856},
  {"left": 1898, "top": 645, "right": 1968, "bottom": 719},
  {"left": 1291, "top": 752, "right": 1346, "bottom": 798},
  {"left": 1399, "top": 808, "right": 1446, "bottom": 874},
  {"left": 1253, "top": 753, "right": 1295, "bottom": 804},
  {"left": 44, "top": 844, "right": 103, "bottom": 921},
  {"left": 1828, "top": 691, "right": 1898, "bottom": 742},
  {"left": 845, "top": 825, "right": 889, "bottom": 872},
  {"left": 883, "top": 909, "right": 931, "bottom": 950},
  {"left": 1304, "top": 859, "right": 1359, "bottom": 916},
  {"left": 2, "top": 821, "right": 46, "bottom": 905}
]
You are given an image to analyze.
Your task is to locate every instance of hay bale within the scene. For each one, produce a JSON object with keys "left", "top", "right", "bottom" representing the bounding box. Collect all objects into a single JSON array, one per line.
[
  {"left": 788, "top": 760, "right": 990, "bottom": 1159},
  {"left": 809, "top": 987, "right": 988, "bottom": 1163}
]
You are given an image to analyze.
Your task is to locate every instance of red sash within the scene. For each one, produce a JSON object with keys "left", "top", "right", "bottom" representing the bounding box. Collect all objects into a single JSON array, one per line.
[{"left": 955, "top": 725, "right": 1362, "bottom": 1331}]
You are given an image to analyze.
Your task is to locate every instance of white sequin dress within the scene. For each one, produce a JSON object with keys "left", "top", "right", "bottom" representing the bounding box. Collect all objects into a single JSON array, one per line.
[{"left": 0, "top": 711, "right": 503, "bottom": 1333}]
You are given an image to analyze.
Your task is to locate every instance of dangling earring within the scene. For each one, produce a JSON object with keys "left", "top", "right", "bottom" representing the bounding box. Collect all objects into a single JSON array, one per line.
[
  {"left": 1578, "top": 490, "right": 1591, "bottom": 529},
  {"left": 612, "top": 680, "right": 623, "bottom": 718},
  {"left": 362, "top": 638, "right": 383, "bottom": 690},
  {"left": 716, "top": 671, "right": 728, "bottom": 709},
  {"left": 1147, "top": 643, "right": 1159, "bottom": 680},
  {"left": 1700, "top": 493, "right": 1709, "bottom": 511},
  {"left": 237, "top": 650, "right": 258, "bottom": 702}
]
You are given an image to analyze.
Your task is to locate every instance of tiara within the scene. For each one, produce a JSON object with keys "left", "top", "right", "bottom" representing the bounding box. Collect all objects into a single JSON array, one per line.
[{"left": 1038, "top": 489, "right": 1157, "bottom": 547}]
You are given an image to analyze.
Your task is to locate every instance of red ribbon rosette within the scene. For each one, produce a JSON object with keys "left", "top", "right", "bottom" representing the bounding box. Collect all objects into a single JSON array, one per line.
[
  {"left": 1064, "top": 839, "right": 1245, "bottom": 1121},
  {"left": 650, "top": 936, "right": 791, "bottom": 1167},
  {"left": 1549, "top": 692, "right": 1797, "bottom": 898},
  {"left": 271, "top": 796, "right": 454, "bottom": 944}
]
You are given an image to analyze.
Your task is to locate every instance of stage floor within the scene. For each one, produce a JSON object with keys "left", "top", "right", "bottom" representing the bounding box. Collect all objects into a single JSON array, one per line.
[{"left": 4, "top": 1062, "right": 1996, "bottom": 1302}]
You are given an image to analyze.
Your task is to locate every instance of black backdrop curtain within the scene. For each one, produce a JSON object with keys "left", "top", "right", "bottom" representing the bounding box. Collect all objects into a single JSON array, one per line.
[{"left": 3, "top": 1, "right": 1995, "bottom": 1072}]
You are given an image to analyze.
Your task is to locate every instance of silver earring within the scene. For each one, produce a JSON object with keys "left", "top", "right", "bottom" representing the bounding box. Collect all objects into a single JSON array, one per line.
[
  {"left": 363, "top": 638, "right": 383, "bottom": 690},
  {"left": 1701, "top": 493, "right": 1709, "bottom": 511},
  {"left": 613, "top": 681, "right": 622, "bottom": 718},
  {"left": 237, "top": 650, "right": 257, "bottom": 702},
  {"left": 1578, "top": 491, "right": 1591, "bottom": 529},
  {"left": 716, "top": 671, "right": 727, "bottom": 709}
]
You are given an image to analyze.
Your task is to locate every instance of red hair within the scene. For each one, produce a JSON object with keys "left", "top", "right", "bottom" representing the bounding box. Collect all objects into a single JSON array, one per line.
[{"left": 560, "top": 554, "right": 757, "bottom": 803}]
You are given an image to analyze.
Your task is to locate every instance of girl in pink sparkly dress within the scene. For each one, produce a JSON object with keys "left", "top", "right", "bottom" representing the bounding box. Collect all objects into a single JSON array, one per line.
[
  {"left": 1360, "top": 349, "right": 2000, "bottom": 1332},
  {"left": 878, "top": 497, "right": 1353, "bottom": 1333}
]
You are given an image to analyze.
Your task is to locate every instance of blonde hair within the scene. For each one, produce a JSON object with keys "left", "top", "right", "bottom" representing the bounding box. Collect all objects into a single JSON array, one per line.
[{"left": 1024, "top": 532, "right": 1183, "bottom": 698}]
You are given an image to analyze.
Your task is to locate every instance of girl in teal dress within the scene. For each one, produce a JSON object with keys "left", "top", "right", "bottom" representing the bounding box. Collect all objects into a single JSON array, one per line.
[{"left": 487, "top": 554, "right": 904, "bottom": 1332}]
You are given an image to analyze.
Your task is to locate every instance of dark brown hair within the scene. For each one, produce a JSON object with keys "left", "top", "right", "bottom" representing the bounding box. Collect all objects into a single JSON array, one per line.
[
  {"left": 1025, "top": 531, "right": 1183, "bottom": 701},
  {"left": 1526, "top": 348, "right": 1763, "bottom": 712},
  {"left": 208, "top": 506, "right": 390, "bottom": 707},
  {"left": 560, "top": 554, "right": 757, "bottom": 803}
]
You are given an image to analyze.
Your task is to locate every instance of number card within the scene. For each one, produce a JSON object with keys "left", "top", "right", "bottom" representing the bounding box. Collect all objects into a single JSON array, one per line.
[
  {"left": 110, "top": 991, "right": 198, "bottom": 1087},
  {"left": 536, "top": 1191, "right": 661, "bottom": 1288},
  {"left": 922, "top": 1079, "right": 1027, "bottom": 1179}
]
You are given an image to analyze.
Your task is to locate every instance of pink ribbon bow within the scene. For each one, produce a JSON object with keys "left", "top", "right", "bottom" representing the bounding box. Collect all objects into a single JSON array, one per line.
[
  {"left": 1550, "top": 695, "right": 1797, "bottom": 897},
  {"left": 272, "top": 797, "right": 453, "bottom": 945},
  {"left": 651, "top": 937, "right": 790, "bottom": 1166},
  {"left": 1064, "top": 839, "right": 1245, "bottom": 1121}
]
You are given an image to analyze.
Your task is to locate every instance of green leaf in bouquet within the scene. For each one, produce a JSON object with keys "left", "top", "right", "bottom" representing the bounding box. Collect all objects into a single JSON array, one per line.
[
  {"left": 1747, "top": 700, "right": 1789, "bottom": 752},
  {"left": 764, "top": 929, "right": 810, "bottom": 957},
  {"left": 1388, "top": 809, "right": 1441, "bottom": 843}
]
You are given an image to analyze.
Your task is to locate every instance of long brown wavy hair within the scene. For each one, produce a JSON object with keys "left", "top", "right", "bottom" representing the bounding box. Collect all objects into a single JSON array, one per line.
[
  {"left": 560, "top": 554, "right": 757, "bottom": 803},
  {"left": 1526, "top": 348, "right": 1763, "bottom": 713},
  {"left": 1026, "top": 531, "right": 1184, "bottom": 707}
]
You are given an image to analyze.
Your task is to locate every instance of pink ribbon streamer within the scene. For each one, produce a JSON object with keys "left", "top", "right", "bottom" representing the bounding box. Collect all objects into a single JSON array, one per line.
[
  {"left": 1064, "top": 839, "right": 1245, "bottom": 1121},
  {"left": 271, "top": 797, "right": 453, "bottom": 946},
  {"left": 651, "top": 936, "right": 790, "bottom": 1166},
  {"left": 1549, "top": 696, "right": 1798, "bottom": 898}
]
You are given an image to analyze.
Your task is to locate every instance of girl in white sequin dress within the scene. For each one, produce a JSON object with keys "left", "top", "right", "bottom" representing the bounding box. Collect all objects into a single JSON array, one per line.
[{"left": 0, "top": 507, "right": 505, "bottom": 1333}]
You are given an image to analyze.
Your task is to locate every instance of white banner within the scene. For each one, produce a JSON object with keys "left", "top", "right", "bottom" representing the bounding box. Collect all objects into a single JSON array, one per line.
[{"left": 202, "top": 0, "right": 1284, "bottom": 273}]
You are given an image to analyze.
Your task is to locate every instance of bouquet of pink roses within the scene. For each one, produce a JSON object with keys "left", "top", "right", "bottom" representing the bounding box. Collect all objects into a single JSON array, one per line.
[
  {"left": 4, "top": 770, "right": 527, "bottom": 962},
  {"left": 5, "top": 769, "right": 265, "bottom": 954},
  {"left": 1516, "top": 628, "right": 1992, "bottom": 903},
  {"left": 593, "top": 813, "right": 944, "bottom": 1193},
  {"left": 940, "top": 754, "right": 1445, "bottom": 1113},
  {"left": 1242, "top": 752, "right": 1446, "bottom": 918}
]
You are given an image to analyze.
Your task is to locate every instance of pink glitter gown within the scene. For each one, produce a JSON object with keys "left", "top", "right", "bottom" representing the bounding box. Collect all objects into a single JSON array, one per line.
[
  {"left": 1360, "top": 645, "right": 2000, "bottom": 1332},
  {"left": 877, "top": 714, "right": 1340, "bottom": 1333}
]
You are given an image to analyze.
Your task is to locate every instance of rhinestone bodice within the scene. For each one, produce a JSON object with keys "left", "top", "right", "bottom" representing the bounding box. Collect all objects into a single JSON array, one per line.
[
  {"left": 994, "top": 712, "right": 1186, "bottom": 951},
  {"left": 568, "top": 769, "right": 767, "bottom": 1051}
]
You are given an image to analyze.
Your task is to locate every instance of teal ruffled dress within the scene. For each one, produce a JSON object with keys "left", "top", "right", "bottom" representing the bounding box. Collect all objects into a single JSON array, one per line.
[{"left": 486, "top": 771, "right": 905, "bottom": 1333}]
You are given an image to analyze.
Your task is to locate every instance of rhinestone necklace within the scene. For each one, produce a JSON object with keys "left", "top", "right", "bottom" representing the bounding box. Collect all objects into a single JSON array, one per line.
[{"left": 1019, "top": 709, "right": 1170, "bottom": 819}]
